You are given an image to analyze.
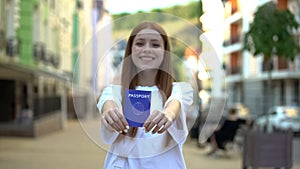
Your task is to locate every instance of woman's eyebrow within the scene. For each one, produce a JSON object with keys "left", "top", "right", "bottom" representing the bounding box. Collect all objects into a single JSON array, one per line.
[
  {"left": 134, "top": 37, "right": 145, "bottom": 41},
  {"left": 150, "top": 39, "right": 162, "bottom": 42},
  {"left": 134, "top": 38, "right": 162, "bottom": 42}
]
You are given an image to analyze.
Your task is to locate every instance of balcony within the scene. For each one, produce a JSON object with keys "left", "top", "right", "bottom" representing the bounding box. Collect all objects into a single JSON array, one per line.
[
  {"left": 231, "top": 34, "right": 241, "bottom": 44},
  {"left": 223, "top": 35, "right": 242, "bottom": 47},
  {"left": 33, "top": 42, "right": 46, "bottom": 62},
  {"left": 226, "top": 66, "right": 242, "bottom": 76},
  {"left": 6, "top": 37, "right": 19, "bottom": 57},
  {"left": 34, "top": 43, "right": 60, "bottom": 68},
  {"left": 262, "top": 57, "right": 289, "bottom": 72}
]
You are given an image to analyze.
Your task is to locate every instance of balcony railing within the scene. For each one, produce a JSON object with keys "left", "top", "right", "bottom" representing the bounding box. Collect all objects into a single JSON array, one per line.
[
  {"left": 6, "top": 37, "right": 19, "bottom": 57},
  {"left": 33, "top": 42, "right": 60, "bottom": 68},
  {"left": 231, "top": 34, "right": 241, "bottom": 44},
  {"left": 33, "top": 42, "right": 46, "bottom": 62},
  {"left": 230, "top": 66, "right": 241, "bottom": 75},
  {"left": 223, "top": 35, "right": 241, "bottom": 46}
]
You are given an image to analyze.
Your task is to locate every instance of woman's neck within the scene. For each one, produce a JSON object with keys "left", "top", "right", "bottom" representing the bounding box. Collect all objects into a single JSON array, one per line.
[{"left": 137, "top": 69, "right": 158, "bottom": 86}]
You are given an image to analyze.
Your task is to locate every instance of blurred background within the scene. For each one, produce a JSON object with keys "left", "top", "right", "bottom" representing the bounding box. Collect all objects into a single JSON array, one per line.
[{"left": 0, "top": 0, "right": 300, "bottom": 169}]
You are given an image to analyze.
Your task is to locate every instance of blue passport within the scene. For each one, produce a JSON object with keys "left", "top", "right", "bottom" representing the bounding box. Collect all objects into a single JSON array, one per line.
[{"left": 124, "top": 89, "right": 151, "bottom": 127}]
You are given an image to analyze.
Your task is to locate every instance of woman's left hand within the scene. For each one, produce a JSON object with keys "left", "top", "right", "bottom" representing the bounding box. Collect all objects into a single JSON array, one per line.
[{"left": 143, "top": 110, "right": 175, "bottom": 134}]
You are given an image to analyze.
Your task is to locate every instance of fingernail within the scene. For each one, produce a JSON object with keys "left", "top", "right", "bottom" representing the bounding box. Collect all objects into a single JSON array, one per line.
[
  {"left": 124, "top": 129, "right": 128, "bottom": 133},
  {"left": 126, "top": 125, "right": 129, "bottom": 129}
]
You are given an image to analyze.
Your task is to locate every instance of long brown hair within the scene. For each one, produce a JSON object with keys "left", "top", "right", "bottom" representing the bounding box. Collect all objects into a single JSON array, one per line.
[{"left": 121, "top": 21, "right": 174, "bottom": 137}]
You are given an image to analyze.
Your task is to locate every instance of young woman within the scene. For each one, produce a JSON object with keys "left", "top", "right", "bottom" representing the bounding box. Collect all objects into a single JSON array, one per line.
[{"left": 98, "top": 21, "right": 194, "bottom": 169}]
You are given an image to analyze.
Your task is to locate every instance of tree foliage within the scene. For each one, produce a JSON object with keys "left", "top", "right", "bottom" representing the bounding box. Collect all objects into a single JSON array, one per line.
[
  {"left": 112, "top": 1, "right": 202, "bottom": 31},
  {"left": 244, "top": 2, "right": 300, "bottom": 61}
]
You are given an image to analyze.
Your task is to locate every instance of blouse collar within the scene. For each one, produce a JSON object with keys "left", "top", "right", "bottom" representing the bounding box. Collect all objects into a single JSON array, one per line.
[{"left": 136, "top": 85, "right": 159, "bottom": 91}]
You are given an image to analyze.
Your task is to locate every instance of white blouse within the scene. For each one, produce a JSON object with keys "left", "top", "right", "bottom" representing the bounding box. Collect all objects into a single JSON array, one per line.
[{"left": 97, "top": 82, "right": 193, "bottom": 169}]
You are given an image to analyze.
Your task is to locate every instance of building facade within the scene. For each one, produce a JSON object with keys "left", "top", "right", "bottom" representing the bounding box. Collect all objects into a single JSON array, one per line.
[
  {"left": 223, "top": 0, "right": 300, "bottom": 117},
  {"left": 0, "top": 0, "right": 112, "bottom": 136}
]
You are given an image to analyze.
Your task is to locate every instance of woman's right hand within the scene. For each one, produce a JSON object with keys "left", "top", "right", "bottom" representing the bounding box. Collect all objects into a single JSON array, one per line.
[{"left": 101, "top": 107, "right": 129, "bottom": 133}]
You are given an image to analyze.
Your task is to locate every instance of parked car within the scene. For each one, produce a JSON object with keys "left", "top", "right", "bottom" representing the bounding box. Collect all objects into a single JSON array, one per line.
[{"left": 255, "top": 106, "right": 300, "bottom": 133}]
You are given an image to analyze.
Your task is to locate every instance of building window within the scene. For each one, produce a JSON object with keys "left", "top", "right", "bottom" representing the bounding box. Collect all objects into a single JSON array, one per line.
[
  {"left": 230, "top": 52, "right": 241, "bottom": 75},
  {"left": 231, "top": 0, "right": 238, "bottom": 14},
  {"left": 277, "top": 57, "right": 288, "bottom": 70}
]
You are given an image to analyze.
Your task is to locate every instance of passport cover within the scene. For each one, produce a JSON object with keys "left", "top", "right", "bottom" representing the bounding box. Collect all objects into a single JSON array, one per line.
[{"left": 124, "top": 89, "right": 151, "bottom": 127}]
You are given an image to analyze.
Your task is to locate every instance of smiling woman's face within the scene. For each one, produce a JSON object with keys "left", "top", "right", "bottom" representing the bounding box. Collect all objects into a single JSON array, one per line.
[{"left": 131, "top": 28, "right": 165, "bottom": 71}]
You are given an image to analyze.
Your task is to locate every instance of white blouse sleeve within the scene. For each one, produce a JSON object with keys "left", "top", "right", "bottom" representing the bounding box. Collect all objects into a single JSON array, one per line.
[
  {"left": 97, "top": 85, "right": 122, "bottom": 144},
  {"left": 165, "top": 82, "right": 194, "bottom": 144}
]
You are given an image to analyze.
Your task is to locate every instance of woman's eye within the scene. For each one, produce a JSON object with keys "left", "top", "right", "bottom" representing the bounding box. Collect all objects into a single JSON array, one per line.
[
  {"left": 152, "top": 43, "right": 161, "bottom": 48},
  {"left": 135, "top": 42, "right": 144, "bottom": 46}
]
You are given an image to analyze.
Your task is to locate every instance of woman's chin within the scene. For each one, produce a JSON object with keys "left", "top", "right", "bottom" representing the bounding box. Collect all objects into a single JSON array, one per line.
[{"left": 137, "top": 67, "right": 158, "bottom": 72}]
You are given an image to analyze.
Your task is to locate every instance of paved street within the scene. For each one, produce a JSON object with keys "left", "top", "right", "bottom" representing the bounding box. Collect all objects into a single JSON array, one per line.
[{"left": 0, "top": 119, "right": 299, "bottom": 169}]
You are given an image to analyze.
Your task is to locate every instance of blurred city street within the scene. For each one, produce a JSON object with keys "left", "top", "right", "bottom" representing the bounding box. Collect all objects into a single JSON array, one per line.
[
  {"left": 1, "top": 119, "right": 300, "bottom": 169},
  {"left": 1, "top": 0, "right": 300, "bottom": 169}
]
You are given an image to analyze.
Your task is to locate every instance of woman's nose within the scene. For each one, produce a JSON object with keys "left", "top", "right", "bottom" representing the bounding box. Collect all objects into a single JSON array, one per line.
[{"left": 142, "top": 44, "right": 151, "bottom": 53}]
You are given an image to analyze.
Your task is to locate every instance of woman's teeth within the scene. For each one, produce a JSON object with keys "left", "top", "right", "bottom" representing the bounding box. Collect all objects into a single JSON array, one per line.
[{"left": 140, "top": 57, "right": 154, "bottom": 61}]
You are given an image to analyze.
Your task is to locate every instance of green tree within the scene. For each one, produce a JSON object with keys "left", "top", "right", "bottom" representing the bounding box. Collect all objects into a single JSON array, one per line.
[
  {"left": 244, "top": 2, "right": 299, "bottom": 62},
  {"left": 243, "top": 2, "right": 299, "bottom": 131}
]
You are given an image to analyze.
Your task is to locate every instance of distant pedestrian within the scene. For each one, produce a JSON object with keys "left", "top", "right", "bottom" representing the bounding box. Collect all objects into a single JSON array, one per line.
[
  {"left": 18, "top": 104, "right": 33, "bottom": 125},
  {"left": 206, "top": 108, "right": 247, "bottom": 156}
]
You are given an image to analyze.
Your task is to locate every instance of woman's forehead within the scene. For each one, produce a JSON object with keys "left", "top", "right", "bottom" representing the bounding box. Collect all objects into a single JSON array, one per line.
[{"left": 135, "top": 28, "right": 161, "bottom": 37}]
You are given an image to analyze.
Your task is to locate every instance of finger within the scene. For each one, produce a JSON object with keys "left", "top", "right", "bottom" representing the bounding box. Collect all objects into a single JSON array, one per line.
[
  {"left": 143, "top": 111, "right": 159, "bottom": 130},
  {"left": 146, "top": 113, "right": 164, "bottom": 133},
  {"left": 103, "top": 108, "right": 126, "bottom": 132},
  {"left": 120, "top": 116, "right": 129, "bottom": 130},
  {"left": 119, "top": 115, "right": 129, "bottom": 129},
  {"left": 156, "top": 125, "right": 165, "bottom": 134},
  {"left": 158, "top": 121, "right": 172, "bottom": 134},
  {"left": 145, "top": 116, "right": 159, "bottom": 132},
  {"left": 101, "top": 116, "right": 115, "bottom": 132},
  {"left": 114, "top": 108, "right": 129, "bottom": 129},
  {"left": 105, "top": 113, "right": 123, "bottom": 132},
  {"left": 110, "top": 111, "right": 125, "bottom": 130},
  {"left": 105, "top": 114, "right": 114, "bottom": 125},
  {"left": 111, "top": 122, "right": 124, "bottom": 133},
  {"left": 152, "top": 118, "right": 168, "bottom": 134},
  {"left": 144, "top": 110, "right": 159, "bottom": 125}
]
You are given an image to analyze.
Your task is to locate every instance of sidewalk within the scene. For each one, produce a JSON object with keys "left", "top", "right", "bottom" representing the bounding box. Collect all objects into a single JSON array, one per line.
[
  {"left": 0, "top": 119, "right": 299, "bottom": 169},
  {"left": 184, "top": 139, "right": 244, "bottom": 169}
]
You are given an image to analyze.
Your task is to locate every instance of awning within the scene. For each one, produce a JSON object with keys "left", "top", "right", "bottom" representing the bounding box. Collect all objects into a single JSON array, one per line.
[{"left": 0, "top": 61, "right": 72, "bottom": 81}]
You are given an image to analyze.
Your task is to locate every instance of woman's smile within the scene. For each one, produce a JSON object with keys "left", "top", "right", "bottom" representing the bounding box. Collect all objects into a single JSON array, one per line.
[{"left": 139, "top": 55, "right": 155, "bottom": 61}]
